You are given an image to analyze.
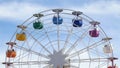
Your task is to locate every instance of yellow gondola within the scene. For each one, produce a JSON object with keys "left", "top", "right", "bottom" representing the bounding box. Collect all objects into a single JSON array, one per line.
[{"left": 16, "top": 32, "right": 26, "bottom": 41}]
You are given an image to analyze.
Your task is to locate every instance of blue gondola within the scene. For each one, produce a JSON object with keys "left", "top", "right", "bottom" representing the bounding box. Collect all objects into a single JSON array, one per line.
[
  {"left": 73, "top": 19, "right": 83, "bottom": 27},
  {"left": 53, "top": 16, "right": 63, "bottom": 25}
]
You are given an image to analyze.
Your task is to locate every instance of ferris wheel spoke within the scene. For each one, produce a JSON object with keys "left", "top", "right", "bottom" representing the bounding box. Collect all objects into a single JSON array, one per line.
[
  {"left": 14, "top": 45, "right": 49, "bottom": 59},
  {"left": 62, "top": 24, "right": 74, "bottom": 52},
  {"left": 96, "top": 62, "right": 108, "bottom": 68},
  {"left": 65, "top": 26, "right": 91, "bottom": 55},
  {"left": 43, "top": 27, "right": 56, "bottom": 52},
  {"left": 86, "top": 37, "right": 92, "bottom": 68},
  {"left": 57, "top": 25, "right": 60, "bottom": 51},
  {"left": 26, "top": 30, "right": 52, "bottom": 55},
  {"left": 3, "top": 61, "right": 48, "bottom": 65},
  {"left": 67, "top": 58, "right": 108, "bottom": 63},
  {"left": 67, "top": 40, "right": 105, "bottom": 58}
]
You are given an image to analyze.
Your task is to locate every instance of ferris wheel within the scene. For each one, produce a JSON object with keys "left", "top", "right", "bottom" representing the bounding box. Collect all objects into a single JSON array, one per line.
[{"left": 2, "top": 9, "right": 118, "bottom": 68}]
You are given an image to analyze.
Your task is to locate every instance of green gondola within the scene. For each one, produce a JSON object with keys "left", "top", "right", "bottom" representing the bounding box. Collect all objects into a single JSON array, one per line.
[{"left": 33, "top": 21, "right": 43, "bottom": 29}]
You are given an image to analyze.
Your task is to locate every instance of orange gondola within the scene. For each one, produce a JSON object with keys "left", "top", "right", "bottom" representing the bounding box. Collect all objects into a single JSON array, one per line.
[{"left": 6, "top": 49, "right": 16, "bottom": 58}]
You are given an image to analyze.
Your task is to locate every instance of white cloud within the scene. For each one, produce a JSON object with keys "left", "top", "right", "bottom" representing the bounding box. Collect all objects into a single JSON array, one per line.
[
  {"left": 69, "top": 1, "right": 120, "bottom": 16},
  {"left": 0, "top": 1, "right": 120, "bottom": 21},
  {"left": 0, "top": 2, "right": 47, "bottom": 21},
  {"left": 84, "top": 1, "right": 120, "bottom": 15}
]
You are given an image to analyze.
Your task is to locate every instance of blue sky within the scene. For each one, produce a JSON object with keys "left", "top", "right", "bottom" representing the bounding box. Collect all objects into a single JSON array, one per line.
[{"left": 0, "top": 0, "right": 120, "bottom": 67}]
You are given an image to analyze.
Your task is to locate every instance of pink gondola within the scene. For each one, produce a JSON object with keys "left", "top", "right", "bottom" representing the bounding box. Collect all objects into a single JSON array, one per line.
[{"left": 89, "top": 28, "right": 99, "bottom": 37}]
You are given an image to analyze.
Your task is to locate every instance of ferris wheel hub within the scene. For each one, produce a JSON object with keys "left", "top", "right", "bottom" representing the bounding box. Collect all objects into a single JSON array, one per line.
[{"left": 48, "top": 50, "right": 67, "bottom": 68}]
